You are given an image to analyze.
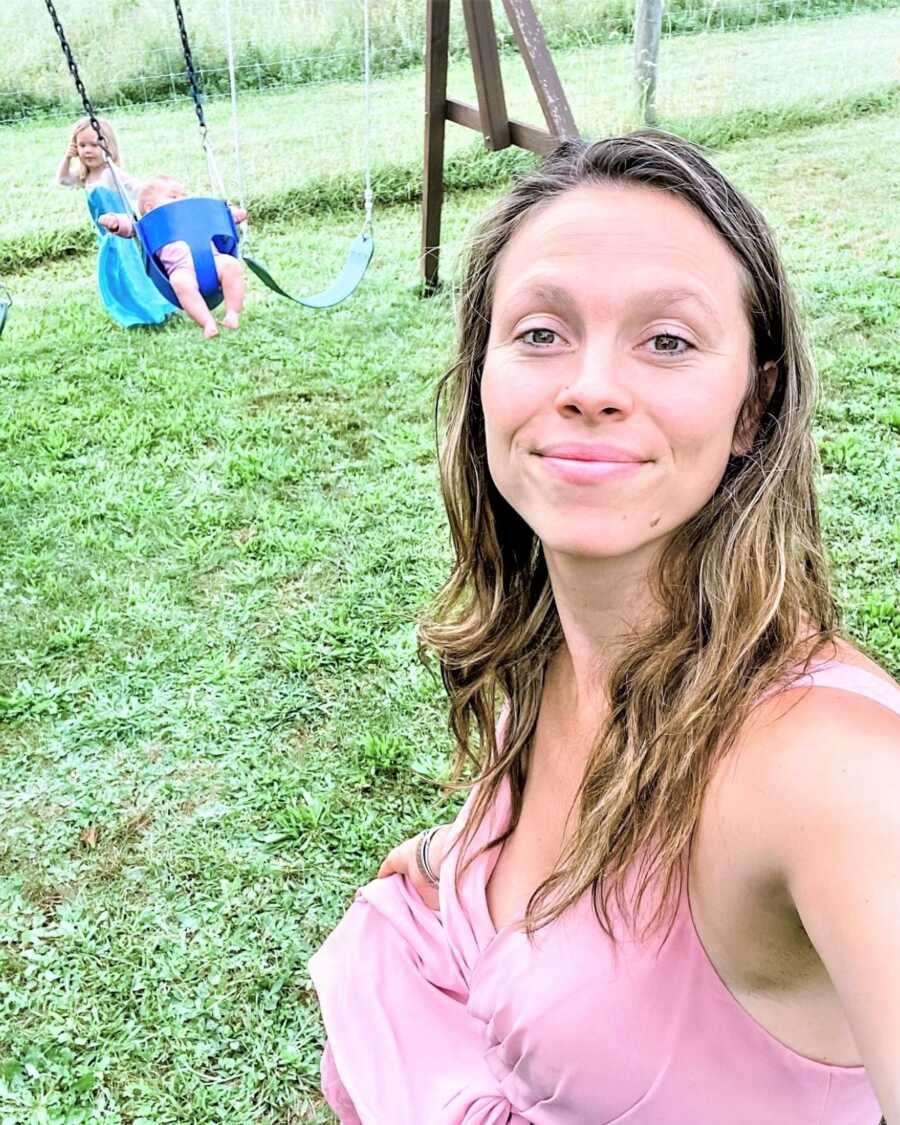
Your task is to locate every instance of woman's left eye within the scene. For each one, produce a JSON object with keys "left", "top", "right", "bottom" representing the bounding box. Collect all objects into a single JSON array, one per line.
[
  {"left": 519, "top": 327, "right": 560, "bottom": 347},
  {"left": 647, "top": 333, "right": 692, "bottom": 356}
]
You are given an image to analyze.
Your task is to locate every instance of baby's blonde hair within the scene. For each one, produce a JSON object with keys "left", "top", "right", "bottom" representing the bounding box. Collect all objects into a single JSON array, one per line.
[
  {"left": 70, "top": 116, "right": 121, "bottom": 184},
  {"left": 138, "top": 175, "right": 187, "bottom": 215}
]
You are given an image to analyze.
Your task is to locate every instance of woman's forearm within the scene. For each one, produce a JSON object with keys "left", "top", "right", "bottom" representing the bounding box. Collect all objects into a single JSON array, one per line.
[{"left": 426, "top": 824, "right": 453, "bottom": 875}]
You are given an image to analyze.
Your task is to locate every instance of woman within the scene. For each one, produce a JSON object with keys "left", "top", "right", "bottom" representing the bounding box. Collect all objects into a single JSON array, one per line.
[{"left": 308, "top": 131, "right": 899, "bottom": 1124}]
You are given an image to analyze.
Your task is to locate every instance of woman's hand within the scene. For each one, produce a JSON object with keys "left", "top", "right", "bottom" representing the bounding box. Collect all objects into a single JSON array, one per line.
[{"left": 377, "top": 824, "right": 452, "bottom": 911}]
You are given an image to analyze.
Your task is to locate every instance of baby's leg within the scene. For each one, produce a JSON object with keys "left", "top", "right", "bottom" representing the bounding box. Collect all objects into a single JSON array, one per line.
[
  {"left": 169, "top": 268, "right": 218, "bottom": 339},
  {"left": 216, "top": 255, "right": 245, "bottom": 329}
]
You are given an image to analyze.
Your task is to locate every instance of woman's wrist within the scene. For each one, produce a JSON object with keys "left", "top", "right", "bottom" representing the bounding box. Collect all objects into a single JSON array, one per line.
[{"left": 415, "top": 826, "right": 445, "bottom": 887}]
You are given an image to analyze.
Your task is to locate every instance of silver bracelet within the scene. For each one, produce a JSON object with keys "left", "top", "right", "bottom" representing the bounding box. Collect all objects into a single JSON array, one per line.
[{"left": 415, "top": 826, "right": 442, "bottom": 887}]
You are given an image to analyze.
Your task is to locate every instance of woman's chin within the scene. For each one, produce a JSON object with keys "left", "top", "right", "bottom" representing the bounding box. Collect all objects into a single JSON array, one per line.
[{"left": 539, "top": 525, "right": 664, "bottom": 563}]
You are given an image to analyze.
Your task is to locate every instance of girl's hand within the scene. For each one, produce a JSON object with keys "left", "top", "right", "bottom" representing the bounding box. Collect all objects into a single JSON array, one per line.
[
  {"left": 377, "top": 824, "right": 452, "bottom": 911},
  {"left": 65, "top": 142, "right": 78, "bottom": 160}
]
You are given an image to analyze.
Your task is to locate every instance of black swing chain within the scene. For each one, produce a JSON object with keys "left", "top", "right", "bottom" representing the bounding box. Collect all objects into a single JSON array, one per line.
[
  {"left": 173, "top": 0, "right": 208, "bottom": 138},
  {"left": 44, "top": 0, "right": 111, "bottom": 163}
]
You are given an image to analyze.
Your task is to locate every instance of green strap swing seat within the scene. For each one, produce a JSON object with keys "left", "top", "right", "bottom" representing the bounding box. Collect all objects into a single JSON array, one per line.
[{"left": 242, "top": 233, "right": 374, "bottom": 309}]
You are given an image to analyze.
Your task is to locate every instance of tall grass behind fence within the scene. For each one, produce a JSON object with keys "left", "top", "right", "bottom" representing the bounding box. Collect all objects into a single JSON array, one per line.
[
  {"left": 3, "top": 0, "right": 896, "bottom": 123},
  {"left": 2, "top": 3, "right": 897, "bottom": 272}
]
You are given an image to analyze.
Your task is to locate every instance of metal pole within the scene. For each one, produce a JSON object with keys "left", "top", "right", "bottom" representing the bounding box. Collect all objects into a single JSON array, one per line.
[{"left": 634, "top": 0, "right": 663, "bottom": 126}]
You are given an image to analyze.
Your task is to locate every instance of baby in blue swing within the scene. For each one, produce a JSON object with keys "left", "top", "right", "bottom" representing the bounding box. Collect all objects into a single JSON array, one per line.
[{"left": 100, "top": 175, "right": 248, "bottom": 339}]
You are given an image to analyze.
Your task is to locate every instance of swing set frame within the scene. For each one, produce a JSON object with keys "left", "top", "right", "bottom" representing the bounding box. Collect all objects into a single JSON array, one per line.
[{"left": 422, "top": 0, "right": 579, "bottom": 292}]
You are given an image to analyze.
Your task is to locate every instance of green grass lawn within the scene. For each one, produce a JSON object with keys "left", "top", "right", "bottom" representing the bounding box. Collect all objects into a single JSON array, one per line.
[{"left": 0, "top": 105, "right": 898, "bottom": 1122}]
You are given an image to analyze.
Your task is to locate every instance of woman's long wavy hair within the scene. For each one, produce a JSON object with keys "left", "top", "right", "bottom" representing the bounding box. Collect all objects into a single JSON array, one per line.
[{"left": 419, "top": 130, "right": 840, "bottom": 942}]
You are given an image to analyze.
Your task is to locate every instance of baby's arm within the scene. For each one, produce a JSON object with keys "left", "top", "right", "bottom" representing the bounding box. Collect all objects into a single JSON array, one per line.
[
  {"left": 56, "top": 142, "right": 79, "bottom": 187},
  {"left": 98, "top": 212, "right": 136, "bottom": 238}
]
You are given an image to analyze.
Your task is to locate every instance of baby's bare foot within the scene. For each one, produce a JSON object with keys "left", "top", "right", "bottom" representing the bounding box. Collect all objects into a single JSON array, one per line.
[
  {"left": 221, "top": 311, "right": 240, "bottom": 329},
  {"left": 203, "top": 322, "right": 219, "bottom": 339}
]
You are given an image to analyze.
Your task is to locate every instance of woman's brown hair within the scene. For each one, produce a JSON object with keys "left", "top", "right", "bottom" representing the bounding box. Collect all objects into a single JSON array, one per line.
[{"left": 419, "top": 129, "right": 839, "bottom": 941}]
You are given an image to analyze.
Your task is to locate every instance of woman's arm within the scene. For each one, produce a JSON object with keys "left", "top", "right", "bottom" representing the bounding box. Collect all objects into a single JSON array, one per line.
[
  {"left": 762, "top": 690, "right": 900, "bottom": 1122},
  {"left": 377, "top": 823, "right": 453, "bottom": 910}
]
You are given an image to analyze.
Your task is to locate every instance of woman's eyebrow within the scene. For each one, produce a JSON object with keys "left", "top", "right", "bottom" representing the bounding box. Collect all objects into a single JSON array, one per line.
[
  {"left": 498, "top": 282, "right": 723, "bottom": 329},
  {"left": 499, "top": 282, "right": 579, "bottom": 316},
  {"left": 636, "top": 287, "right": 723, "bottom": 328}
]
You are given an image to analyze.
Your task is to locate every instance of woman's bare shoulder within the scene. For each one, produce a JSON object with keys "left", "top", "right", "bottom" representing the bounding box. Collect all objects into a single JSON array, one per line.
[
  {"left": 711, "top": 636, "right": 898, "bottom": 818},
  {"left": 744, "top": 635, "right": 897, "bottom": 731},
  {"left": 707, "top": 638, "right": 900, "bottom": 891}
]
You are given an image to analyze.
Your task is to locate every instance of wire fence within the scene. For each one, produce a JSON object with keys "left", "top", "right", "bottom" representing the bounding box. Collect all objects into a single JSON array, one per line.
[
  {"left": 2, "top": 0, "right": 896, "bottom": 125},
  {"left": 2, "top": 0, "right": 896, "bottom": 259}
]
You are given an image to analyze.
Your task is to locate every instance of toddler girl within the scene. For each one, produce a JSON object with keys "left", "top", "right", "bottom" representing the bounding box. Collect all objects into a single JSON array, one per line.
[
  {"left": 56, "top": 116, "right": 142, "bottom": 203},
  {"left": 100, "top": 175, "right": 247, "bottom": 340},
  {"left": 57, "top": 117, "right": 174, "bottom": 328}
]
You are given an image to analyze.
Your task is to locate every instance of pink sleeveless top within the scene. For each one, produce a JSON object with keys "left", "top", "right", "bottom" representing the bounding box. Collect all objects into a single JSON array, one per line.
[{"left": 309, "top": 661, "right": 897, "bottom": 1124}]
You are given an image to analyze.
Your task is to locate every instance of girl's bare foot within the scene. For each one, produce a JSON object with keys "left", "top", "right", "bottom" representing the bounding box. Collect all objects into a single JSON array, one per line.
[
  {"left": 221, "top": 311, "right": 240, "bottom": 329},
  {"left": 203, "top": 321, "right": 219, "bottom": 339}
]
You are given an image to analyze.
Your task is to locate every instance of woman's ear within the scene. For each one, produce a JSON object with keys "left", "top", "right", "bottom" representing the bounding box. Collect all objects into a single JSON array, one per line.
[{"left": 732, "top": 360, "right": 778, "bottom": 456}]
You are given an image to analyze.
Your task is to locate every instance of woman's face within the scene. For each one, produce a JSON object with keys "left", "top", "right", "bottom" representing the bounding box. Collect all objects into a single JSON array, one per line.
[
  {"left": 480, "top": 183, "right": 757, "bottom": 563},
  {"left": 75, "top": 126, "right": 104, "bottom": 170}
]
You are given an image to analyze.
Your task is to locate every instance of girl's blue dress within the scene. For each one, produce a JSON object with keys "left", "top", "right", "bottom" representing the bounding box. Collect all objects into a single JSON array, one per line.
[{"left": 86, "top": 186, "right": 177, "bottom": 327}]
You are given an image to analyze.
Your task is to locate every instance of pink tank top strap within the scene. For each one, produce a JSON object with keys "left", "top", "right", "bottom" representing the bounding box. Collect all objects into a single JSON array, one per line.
[{"left": 790, "top": 658, "right": 900, "bottom": 716}]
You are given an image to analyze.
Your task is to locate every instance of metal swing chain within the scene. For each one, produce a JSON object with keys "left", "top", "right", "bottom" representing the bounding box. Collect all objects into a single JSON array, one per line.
[
  {"left": 362, "top": 0, "right": 373, "bottom": 232},
  {"left": 44, "top": 0, "right": 138, "bottom": 220},
  {"left": 173, "top": 0, "right": 208, "bottom": 136},
  {"left": 173, "top": 0, "right": 228, "bottom": 199},
  {"left": 44, "top": 0, "right": 106, "bottom": 158}
]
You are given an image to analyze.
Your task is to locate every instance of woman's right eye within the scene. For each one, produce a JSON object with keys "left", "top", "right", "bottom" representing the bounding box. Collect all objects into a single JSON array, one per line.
[{"left": 518, "top": 327, "right": 559, "bottom": 347}]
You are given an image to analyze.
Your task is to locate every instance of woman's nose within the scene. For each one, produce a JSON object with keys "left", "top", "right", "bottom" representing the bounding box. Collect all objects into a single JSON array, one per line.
[{"left": 554, "top": 343, "right": 634, "bottom": 419}]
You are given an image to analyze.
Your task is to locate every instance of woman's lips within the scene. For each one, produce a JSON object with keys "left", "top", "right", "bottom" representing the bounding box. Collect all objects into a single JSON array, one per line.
[{"left": 538, "top": 456, "right": 647, "bottom": 484}]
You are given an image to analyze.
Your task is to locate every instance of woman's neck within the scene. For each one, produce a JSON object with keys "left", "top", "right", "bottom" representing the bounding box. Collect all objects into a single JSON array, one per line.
[{"left": 544, "top": 541, "right": 663, "bottom": 709}]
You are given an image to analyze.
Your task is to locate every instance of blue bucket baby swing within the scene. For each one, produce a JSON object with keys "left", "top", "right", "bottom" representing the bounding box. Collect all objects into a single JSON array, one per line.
[{"left": 45, "top": 0, "right": 374, "bottom": 318}]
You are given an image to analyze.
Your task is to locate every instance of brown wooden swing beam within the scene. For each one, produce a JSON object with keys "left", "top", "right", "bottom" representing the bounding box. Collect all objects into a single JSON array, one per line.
[{"left": 422, "top": 0, "right": 580, "bottom": 293}]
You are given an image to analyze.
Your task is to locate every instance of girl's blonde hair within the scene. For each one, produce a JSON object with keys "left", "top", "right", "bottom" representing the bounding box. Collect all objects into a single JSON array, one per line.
[
  {"left": 421, "top": 129, "right": 840, "bottom": 943},
  {"left": 70, "top": 116, "right": 121, "bottom": 184}
]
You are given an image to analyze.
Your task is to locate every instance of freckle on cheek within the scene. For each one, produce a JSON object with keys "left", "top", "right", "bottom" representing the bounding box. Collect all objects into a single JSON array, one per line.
[{"left": 649, "top": 516, "right": 661, "bottom": 527}]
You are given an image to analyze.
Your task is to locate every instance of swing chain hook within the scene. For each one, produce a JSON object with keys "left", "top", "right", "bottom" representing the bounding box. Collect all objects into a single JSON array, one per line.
[
  {"left": 173, "top": 0, "right": 208, "bottom": 135},
  {"left": 44, "top": 0, "right": 112, "bottom": 165}
]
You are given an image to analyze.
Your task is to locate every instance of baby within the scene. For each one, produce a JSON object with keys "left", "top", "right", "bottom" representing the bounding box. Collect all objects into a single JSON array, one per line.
[{"left": 100, "top": 175, "right": 247, "bottom": 339}]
